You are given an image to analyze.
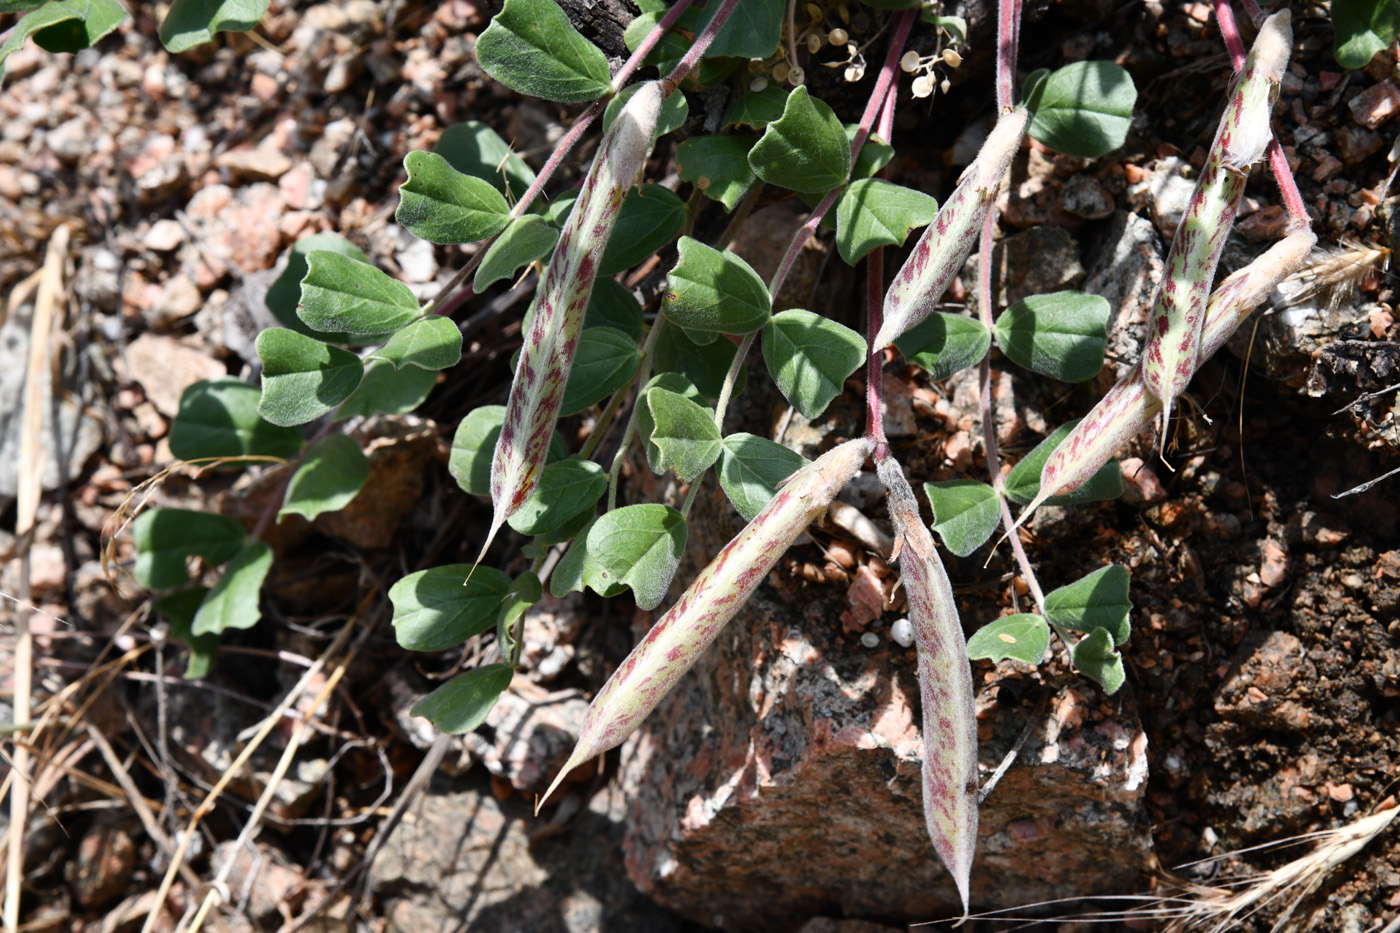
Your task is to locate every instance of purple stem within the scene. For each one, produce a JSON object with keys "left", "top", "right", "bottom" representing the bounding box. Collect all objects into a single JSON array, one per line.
[
  {"left": 663, "top": 0, "right": 742, "bottom": 97},
  {"left": 621, "top": 0, "right": 697, "bottom": 91},
  {"left": 995, "top": 0, "right": 1024, "bottom": 111},
  {"left": 865, "top": 81, "right": 901, "bottom": 447},
  {"left": 1210, "top": 0, "right": 1311, "bottom": 230}
]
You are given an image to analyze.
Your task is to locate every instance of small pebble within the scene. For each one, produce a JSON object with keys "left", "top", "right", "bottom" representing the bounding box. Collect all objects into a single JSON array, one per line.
[
  {"left": 890, "top": 618, "right": 913, "bottom": 647},
  {"left": 860, "top": 632, "right": 880, "bottom": 649}
]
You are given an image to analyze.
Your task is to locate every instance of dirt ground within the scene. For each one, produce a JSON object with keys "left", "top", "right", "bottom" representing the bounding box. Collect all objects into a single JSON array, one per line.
[{"left": 1, "top": 0, "right": 1398, "bottom": 931}]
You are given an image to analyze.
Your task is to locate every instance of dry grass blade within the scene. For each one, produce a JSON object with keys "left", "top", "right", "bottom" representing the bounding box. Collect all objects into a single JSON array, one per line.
[{"left": 4, "top": 223, "right": 68, "bottom": 933}]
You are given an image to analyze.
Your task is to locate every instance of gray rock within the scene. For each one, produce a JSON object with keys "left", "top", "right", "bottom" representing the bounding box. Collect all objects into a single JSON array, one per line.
[
  {"left": 1224, "top": 274, "right": 1371, "bottom": 386},
  {"left": 1060, "top": 173, "right": 1115, "bottom": 220},
  {"left": 367, "top": 774, "right": 699, "bottom": 933},
  {"left": 965, "top": 224, "right": 1085, "bottom": 312},
  {"left": 1144, "top": 156, "right": 1195, "bottom": 240},
  {"left": 1083, "top": 211, "right": 1166, "bottom": 375},
  {"left": 0, "top": 313, "right": 106, "bottom": 504}
]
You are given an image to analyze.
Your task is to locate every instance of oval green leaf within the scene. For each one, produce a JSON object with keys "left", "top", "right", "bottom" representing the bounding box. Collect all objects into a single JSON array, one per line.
[
  {"left": 761, "top": 309, "right": 866, "bottom": 420},
  {"left": 278, "top": 434, "right": 369, "bottom": 523},
  {"left": 507, "top": 459, "right": 607, "bottom": 536},
  {"left": 662, "top": 236, "right": 772, "bottom": 335},
  {"left": 966, "top": 613, "right": 1049, "bottom": 664},
  {"left": 994, "top": 290, "right": 1109, "bottom": 383},
  {"left": 396, "top": 150, "right": 512, "bottom": 245},
  {"left": 653, "top": 324, "right": 747, "bottom": 399},
  {"left": 132, "top": 509, "right": 247, "bottom": 590},
  {"left": 435, "top": 120, "right": 536, "bottom": 200},
  {"left": 474, "top": 215, "right": 559, "bottom": 291},
  {"left": 584, "top": 278, "right": 644, "bottom": 340},
  {"left": 410, "top": 663, "right": 514, "bottom": 734},
  {"left": 367, "top": 316, "right": 463, "bottom": 371},
  {"left": 190, "top": 539, "right": 273, "bottom": 636},
  {"left": 1027, "top": 60, "right": 1137, "bottom": 159},
  {"left": 893, "top": 313, "right": 991, "bottom": 382},
  {"left": 1069, "top": 627, "right": 1126, "bottom": 694},
  {"left": 747, "top": 86, "right": 850, "bottom": 194},
  {"left": 574, "top": 503, "right": 687, "bottom": 610},
  {"left": 1334, "top": 0, "right": 1400, "bottom": 68},
  {"left": 717, "top": 433, "right": 809, "bottom": 522},
  {"left": 835, "top": 178, "right": 938, "bottom": 265},
  {"left": 266, "top": 235, "right": 381, "bottom": 346},
  {"left": 299, "top": 251, "right": 421, "bottom": 336},
  {"left": 391, "top": 565, "right": 513, "bottom": 652},
  {"left": 159, "top": 0, "right": 265, "bottom": 52},
  {"left": 925, "top": 479, "right": 1002, "bottom": 558},
  {"left": 1003, "top": 420, "right": 1124, "bottom": 506},
  {"left": 647, "top": 387, "right": 722, "bottom": 483},
  {"left": 1044, "top": 564, "right": 1132, "bottom": 646},
  {"left": 256, "top": 329, "right": 365, "bottom": 426},
  {"left": 600, "top": 185, "right": 687, "bottom": 276},
  {"left": 336, "top": 360, "right": 438, "bottom": 421},
  {"left": 676, "top": 135, "right": 757, "bottom": 213},
  {"left": 560, "top": 327, "right": 642, "bottom": 416},
  {"left": 168, "top": 378, "right": 304, "bottom": 463},
  {"left": 475, "top": 0, "right": 612, "bottom": 102}
]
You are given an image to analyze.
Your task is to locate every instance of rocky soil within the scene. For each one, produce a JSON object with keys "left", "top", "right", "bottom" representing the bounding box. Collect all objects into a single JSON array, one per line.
[{"left": 1, "top": 1, "right": 1398, "bottom": 931}]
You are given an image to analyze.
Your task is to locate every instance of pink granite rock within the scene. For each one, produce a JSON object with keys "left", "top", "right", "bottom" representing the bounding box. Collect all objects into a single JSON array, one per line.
[{"left": 614, "top": 515, "right": 1152, "bottom": 929}]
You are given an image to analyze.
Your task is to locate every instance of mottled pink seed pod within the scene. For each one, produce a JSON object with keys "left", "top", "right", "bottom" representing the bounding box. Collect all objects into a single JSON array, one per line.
[
  {"left": 874, "top": 107, "right": 1029, "bottom": 351},
  {"left": 1029, "top": 228, "right": 1314, "bottom": 515},
  {"left": 876, "top": 454, "right": 976, "bottom": 914},
  {"left": 1141, "top": 11, "right": 1291, "bottom": 444},
  {"left": 478, "top": 82, "right": 663, "bottom": 564},
  {"left": 540, "top": 437, "right": 874, "bottom": 809}
]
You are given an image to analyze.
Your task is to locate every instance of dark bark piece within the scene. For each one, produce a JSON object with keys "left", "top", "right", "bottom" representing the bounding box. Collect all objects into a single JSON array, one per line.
[{"left": 558, "top": 0, "right": 641, "bottom": 62}]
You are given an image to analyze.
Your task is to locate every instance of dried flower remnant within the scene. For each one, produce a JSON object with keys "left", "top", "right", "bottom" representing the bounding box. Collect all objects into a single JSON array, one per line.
[
  {"left": 876, "top": 454, "right": 977, "bottom": 913},
  {"left": 1141, "top": 12, "right": 1291, "bottom": 449},
  {"left": 539, "top": 437, "right": 875, "bottom": 808},
  {"left": 479, "top": 82, "right": 662, "bottom": 564}
]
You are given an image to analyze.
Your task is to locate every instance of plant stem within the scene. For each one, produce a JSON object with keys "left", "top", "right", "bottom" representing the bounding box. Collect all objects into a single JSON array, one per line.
[
  {"left": 864, "top": 82, "right": 901, "bottom": 448},
  {"left": 663, "top": 0, "right": 743, "bottom": 97},
  {"left": 1210, "top": 0, "right": 1311, "bottom": 231},
  {"left": 995, "top": 0, "right": 1024, "bottom": 111},
  {"left": 711, "top": 331, "right": 757, "bottom": 433},
  {"left": 617, "top": 0, "right": 697, "bottom": 93}
]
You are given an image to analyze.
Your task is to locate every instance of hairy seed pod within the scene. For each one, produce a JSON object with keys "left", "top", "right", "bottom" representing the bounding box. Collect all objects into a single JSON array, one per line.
[
  {"left": 876, "top": 454, "right": 977, "bottom": 914},
  {"left": 875, "top": 107, "right": 1029, "bottom": 350},
  {"left": 1025, "top": 229, "right": 1315, "bottom": 517},
  {"left": 1141, "top": 11, "right": 1291, "bottom": 446},
  {"left": 540, "top": 437, "right": 874, "bottom": 808},
  {"left": 479, "top": 82, "right": 662, "bottom": 563}
]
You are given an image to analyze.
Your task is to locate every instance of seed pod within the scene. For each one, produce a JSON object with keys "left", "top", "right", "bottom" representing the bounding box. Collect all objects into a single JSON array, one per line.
[
  {"left": 875, "top": 107, "right": 1029, "bottom": 350},
  {"left": 1024, "top": 229, "right": 1314, "bottom": 517},
  {"left": 540, "top": 437, "right": 874, "bottom": 808},
  {"left": 479, "top": 82, "right": 662, "bottom": 563},
  {"left": 876, "top": 454, "right": 977, "bottom": 914},
  {"left": 1141, "top": 11, "right": 1291, "bottom": 445}
]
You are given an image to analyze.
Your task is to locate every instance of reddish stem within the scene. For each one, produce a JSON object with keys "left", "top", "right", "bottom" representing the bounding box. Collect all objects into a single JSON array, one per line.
[
  {"left": 996, "top": 0, "right": 1024, "bottom": 111},
  {"left": 663, "top": 0, "right": 742, "bottom": 96},
  {"left": 864, "top": 82, "right": 901, "bottom": 447},
  {"left": 1211, "top": 0, "right": 1311, "bottom": 230},
  {"left": 619, "top": 0, "right": 697, "bottom": 91}
]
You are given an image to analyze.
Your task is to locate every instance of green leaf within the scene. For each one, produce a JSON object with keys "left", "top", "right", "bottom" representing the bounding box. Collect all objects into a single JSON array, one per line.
[
  {"left": 620, "top": 9, "right": 737, "bottom": 88},
  {"left": 924, "top": 13, "right": 967, "bottom": 42},
  {"left": 1069, "top": 627, "right": 1125, "bottom": 693},
  {"left": 298, "top": 251, "right": 420, "bottom": 337},
  {"left": 965, "top": 614, "right": 1049, "bottom": 664},
  {"left": 717, "top": 433, "right": 809, "bottom": 521},
  {"left": 168, "top": 378, "right": 304, "bottom": 463},
  {"left": 1020, "top": 67, "right": 1050, "bottom": 111},
  {"left": 847, "top": 126, "right": 895, "bottom": 181},
  {"left": 636, "top": 373, "right": 703, "bottom": 474},
  {"left": 366, "top": 316, "right": 462, "bottom": 371},
  {"left": 449, "top": 406, "right": 505, "bottom": 496},
  {"left": 560, "top": 327, "right": 642, "bottom": 415},
  {"left": 156, "top": 588, "right": 218, "bottom": 679},
  {"left": 925, "top": 480, "right": 1002, "bottom": 558},
  {"left": 1003, "top": 420, "right": 1124, "bottom": 506},
  {"left": 267, "top": 235, "right": 380, "bottom": 346},
  {"left": 474, "top": 215, "right": 559, "bottom": 291},
  {"left": 1335, "top": 0, "right": 1400, "bottom": 68},
  {"left": 397, "top": 150, "right": 512, "bottom": 245},
  {"left": 507, "top": 459, "right": 607, "bottom": 535},
  {"left": 278, "top": 435, "right": 369, "bottom": 523},
  {"left": 647, "top": 387, "right": 722, "bottom": 482},
  {"left": 540, "top": 190, "right": 579, "bottom": 228},
  {"left": 1044, "top": 565, "right": 1132, "bottom": 646},
  {"left": 676, "top": 135, "right": 757, "bottom": 212},
  {"left": 994, "top": 291, "right": 1109, "bottom": 383},
  {"left": 256, "top": 329, "right": 364, "bottom": 427},
  {"left": 475, "top": 0, "right": 612, "bottom": 102},
  {"left": 722, "top": 82, "right": 789, "bottom": 130},
  {"left": 584, "top": 278, "right": 643, "bottom": 340},
  {"left": 662, "top": 236, "right": 772, "bottom": 335},
  {"left": 410, "top": 663, "right": 514, "bottom": 734},
  {"left": 600, "top": 185, "right": 687, "bottom": 276},
  {"left": 603, "top": 81, "right": 689, "bottom": 143},
  {"left": 1027, "top": 61, "right": 1137, "bottom": 159},
  {"left": 748, "top": 87, "right": 850, "bottom": 194},
  {"left": 835, "top": 179, "right": 939, "bottom": 265},
  {"left": 336, "top": 361, "right": 437, "bottom": 421},
  {"left": 894, "top": 313, "right": 992, "bottom": 382},
  {"left": 554, "top": 504, "right": 687, "bottom": 610},
  {"left": 550, "top": 517, "right": 626, "bottom": 599},
  {"left": 762, "top": 309, "right": 866, "bottom": 419},
  {"left": 701, "top": 0, "right": 783, "bottom": 58},
  {"left": 1, "top": 0, "right": 126, "bottom": 81},
  {"left": 495, "top": 572, "right": 543, "bottom": 660},
  {"left": 653, "top": 324, "right": 746, "bottom": 399},
  {"left": 391, "top": 565, "right": 513, "bottom": 651},
  {"left": 191, "top": 540, "right": 273, "bottom": 635},
  {"left": 159, "top": 0, "right": 266, "bottom": 52},
  {"left": 435, "top": 120, "right": 536, "bottom": 201},
  {"left": 132, "top": 509, "right": 247, "bottom": 590}
]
